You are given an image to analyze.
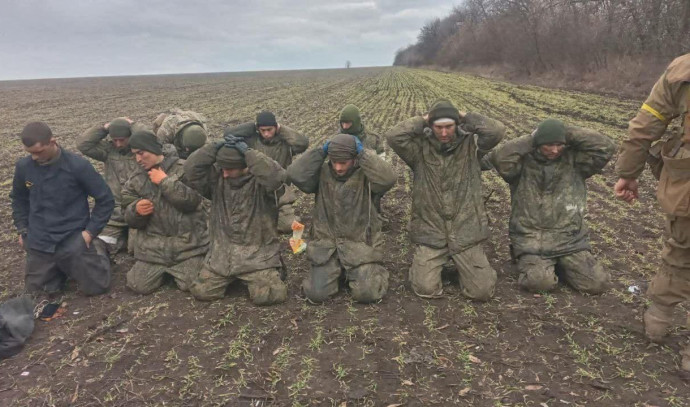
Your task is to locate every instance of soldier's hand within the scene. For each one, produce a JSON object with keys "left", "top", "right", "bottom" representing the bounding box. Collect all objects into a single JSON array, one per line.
[
  {"left": 124, "top": 117, "right": 134, "bottom": 124},
  {"left": 423, "top": 113, "right": 429, "bottom": 123},
  {"left": 82, "top": 230, "right": 93, "bottom": 248},
  {"left": 104, "top": 122, "right": 110, "bottom": 130},
  {"left": 234, "top": 140, "right": 249, "bottom": 155},
  {"left": 18, "top": 234, "right": 24, "bottom": 249},
  {"left": 148, "top": 167, "right": 167, "bottom": 185},
  {"left": 136, "top": 199, "right": 154, "bottom": 216},
  {"left": 614, "top": 178, "right": 638, "bottom": 203},
  {"left": 322, "top": 140, "right": 331, "bottom": 156},
  {"left": 354, "top": 136, "right": 364, "bottom": 154}
]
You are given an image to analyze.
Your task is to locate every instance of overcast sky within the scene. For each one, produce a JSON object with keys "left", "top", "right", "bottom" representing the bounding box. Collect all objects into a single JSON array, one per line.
[{"left": 0, "top": 0, "right": 457, "bottom": 80}]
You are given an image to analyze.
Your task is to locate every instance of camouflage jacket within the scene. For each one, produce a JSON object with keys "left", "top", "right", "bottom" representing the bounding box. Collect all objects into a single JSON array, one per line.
[
  {"left": 341, "top": 125, "right": 384, "bottom": 155},
  {"left": 287, "top": 148, "right": 396, "bottom": 268},
  {"left": 226, "top": 122, "right": 309, "bottom": 169},
  {"left": 487, "top": 128, "right": 615, "bottom": 258},
  {"left": 155, "top": 109, "right": 208, "bottom": 156},
  {"left": 183, "top": 144, "right": 286, "bottom": 277},
  {"left": 386, "top": 113, "right": 505, "bottom": 253},
  {"left": 77, "top": 125, "right": 139, "bottom": 225},
  {"left": 122, "top": 156, "right": 209, "bottom": 265}
]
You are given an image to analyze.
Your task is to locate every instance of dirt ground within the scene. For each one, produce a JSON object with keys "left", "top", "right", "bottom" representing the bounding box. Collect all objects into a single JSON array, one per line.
[{"left": 0, "top": 67, "right": 688, "bottom": 406}]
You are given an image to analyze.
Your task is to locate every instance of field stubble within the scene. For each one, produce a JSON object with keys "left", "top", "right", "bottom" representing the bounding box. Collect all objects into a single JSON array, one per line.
[{"left": 0, "top": 67, "right": 687, "bottom": 406}]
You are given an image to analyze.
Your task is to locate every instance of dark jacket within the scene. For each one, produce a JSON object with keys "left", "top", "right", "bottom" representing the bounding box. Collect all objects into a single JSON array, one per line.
[{"left": 10, "top": 148, "right": 114, "bottom": 253}]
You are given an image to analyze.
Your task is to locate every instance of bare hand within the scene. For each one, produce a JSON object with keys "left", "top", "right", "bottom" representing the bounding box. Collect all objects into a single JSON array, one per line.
[
  {"left": 136, "top": 199, "right": 155, "bottom": 216},
  {"left": 18, "top": 234, "right": 24, "bottom": 249},
  {"left": 148, "top": 167, "right": 167, "bottom": 185},
  {"left": 614, "top": 178, "right": 639, "bottom": 203},
  {"left": 104, "top": 122, "right": 110, "bottom": 130},
  {"left": 458, "top": 111, "right": 467, "bottom": 119},
  {"left": 423, "top": 113, "right": 429, "bottom": 123},
  {"left": 82, "top": 230, "right": 93, "bottom": 248},
  {"left": 124, "top": 117, "right": 134, "bottom": 124}
]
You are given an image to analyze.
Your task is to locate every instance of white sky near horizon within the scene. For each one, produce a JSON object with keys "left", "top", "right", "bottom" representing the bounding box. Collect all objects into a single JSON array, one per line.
[{"left": 0, "top": 0, "right": 458, "bottom": 80}]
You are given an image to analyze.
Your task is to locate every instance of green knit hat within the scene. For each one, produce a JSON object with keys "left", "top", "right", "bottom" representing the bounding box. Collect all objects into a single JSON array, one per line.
[
  {"left": 108, "top": 118, "right": 131, "bottom": 139},
  {"left": 533, "top": 119, "right": 566, "bottom": 146},
  {"left": 339, "top": 104, "right": 363, "bottom": 134},
  {"left": 180, "top": 124, "right": 207, "bottom": 151},
  {"left": 216, "top": 146, "right": 246, "bottom": 169},
  {"left": 129, "top": 130, "right": 163, "bottom": 155},
  {"left": 428, "top": 99, "right": 460, "bottom": 125}
]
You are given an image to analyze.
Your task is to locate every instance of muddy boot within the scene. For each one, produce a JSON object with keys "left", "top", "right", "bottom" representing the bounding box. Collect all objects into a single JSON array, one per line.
[{"left": 644, "top": 303, "right": 674, "bottom": 343}]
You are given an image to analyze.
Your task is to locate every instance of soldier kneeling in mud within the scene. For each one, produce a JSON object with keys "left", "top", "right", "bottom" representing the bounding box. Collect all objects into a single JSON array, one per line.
[
  {"left": 287, "top": 133, "right": 396, "bottom": 303},
  {"left": 77, "top": 118, "right": 141, "bottom": 255},
  {"left": 225, "top": 111, "right": 309, "bottom": 234},
  {"left": 483, "top": 119, "right": 615, "bottom": 294},
  {"left": 184, "top": 134, "right": 288, "bottom": 306},
  {"left": 385, "top": 99, "right": 505, "bottom": 301},
  {"left": 122, "top": 130, "right": 209, "bottom": 294},
  {"left": 153, "top": 108, "right": 209, "bottom": 159}
]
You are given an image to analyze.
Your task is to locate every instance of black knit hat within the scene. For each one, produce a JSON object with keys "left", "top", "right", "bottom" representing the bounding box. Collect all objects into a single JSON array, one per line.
[
  {"left": 129, "top": 130, "right": 163, "bottom": 155},
  {"left": 428, "top": 99, "right": 461, "bottom": 125},
  {"left": 256, "top": 111, "right": 277, "bottom": 127}
]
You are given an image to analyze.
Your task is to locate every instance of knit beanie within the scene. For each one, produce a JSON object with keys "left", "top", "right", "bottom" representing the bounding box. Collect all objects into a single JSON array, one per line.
[
  {"left": 428, "top": 99, "right": 461, "bottom": 125},
  {"left": 533, "top": 119, "right": 567, "bottom": 146},
  {"left": 327, "top": 133, "right": 357, "bottom": 161},
  {"left": 129, "top": 130, "right": 163, "bottom": 155},
  {"left": 256, "top": 111, "right": 278, "bottom": 127},
  {"left": 216, "top": 146, "right": 246, "bottom": 169},
  {"left": 108, "top": 118, "right": 131, "bottom": 139}
]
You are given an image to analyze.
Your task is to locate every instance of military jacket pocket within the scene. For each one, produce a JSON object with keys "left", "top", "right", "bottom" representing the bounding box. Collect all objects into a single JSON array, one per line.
[{"left": 658, "top": 143, "right": 690, "bottom": 216}]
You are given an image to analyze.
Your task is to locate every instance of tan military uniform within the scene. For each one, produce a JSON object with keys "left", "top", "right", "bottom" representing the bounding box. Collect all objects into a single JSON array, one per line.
[{"left": 615, "top": 53, "right": 690, "bottom": 370}]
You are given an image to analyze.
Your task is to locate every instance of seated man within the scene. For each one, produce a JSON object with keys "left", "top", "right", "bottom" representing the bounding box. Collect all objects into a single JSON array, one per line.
[
  {"left": 386, "top": 99, "right": 505, "bottom": 301},
  {"left": 184, "top": 136, "right": 288, "bottom": 305},
  {"left": 287, "top": 133, "right": 396, "bottom": 303},
  {"left": 225, "top": 111, "right": 309, "bottom": 233},
  {"left": 154, "top": 109, "right": 208, "bottom": 158},
  {"left": 11, "top": 122, "right": 114, "bottom": 296},
  {"left": 484, "top": 119, "right": 615, "bottom": 293},
  {"left": 77, "top": 118, "right": 140, "bottom": 254},
  {"left": 122, "top": 130, "right": 209, "bottom": 294}
]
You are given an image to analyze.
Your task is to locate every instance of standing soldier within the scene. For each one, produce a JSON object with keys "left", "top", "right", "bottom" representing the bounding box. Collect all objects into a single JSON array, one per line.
[
  {"left": 614, "top": 53, "right": 690, "bottom": 371},
  {"left": 121, "top": 130, "right": 209, "bottom": 294},
  {"left": 77, "top": 118, "right": 140, "bottom": 254},
  {"left": 386, "top": 99, "right": 505, "bottom": 300},
  {"left": 11, "top": 122, "right": 114, "bottom": 296},
  {"left": 153, "top": 108, "right": 209, "bottom": 159},
  {"left": 184, "top": 135, "right": 288, "bottom": 305},
  {"left": 225, "top": 111, "right": 309, "bottom": 233},
  {"left": 288, "top": 133, "right": 396, "bottom": 303},
  {"left": 485, "top": 119, "right": 615, "bottom": 293},
  {"left": 339, "top": 104, "right": 384, "bottom": 155}
]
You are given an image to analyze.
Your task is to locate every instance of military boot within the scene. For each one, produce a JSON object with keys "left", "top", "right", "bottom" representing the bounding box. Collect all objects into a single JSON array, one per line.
[{"left": 644, "top": 303, "right": 674, "bottom": 343}]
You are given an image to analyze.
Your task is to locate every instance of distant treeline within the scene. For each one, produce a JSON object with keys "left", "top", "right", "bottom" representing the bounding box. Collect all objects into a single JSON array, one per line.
[{"left": 394, "top": 0, "right": 689, "bottom": 94}]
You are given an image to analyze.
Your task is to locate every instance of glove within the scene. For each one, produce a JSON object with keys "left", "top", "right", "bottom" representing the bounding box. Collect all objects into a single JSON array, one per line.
[
  {"left": 322, "top": 140, "right": 331, "bottom": 155},
  {"left": 234, "top": 139, "right": 249, "bottom": 155},
  {"left": 224, "top": 133, "right": 239, "bottom": 145},
  {"left": 353, "top": 136, "right": 363, "bottom": 154}
]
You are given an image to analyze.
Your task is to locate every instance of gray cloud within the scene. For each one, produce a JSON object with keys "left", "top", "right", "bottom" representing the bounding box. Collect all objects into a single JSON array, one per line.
[{"left": 0, "top": 0, "right": 457, "bottom": 80}]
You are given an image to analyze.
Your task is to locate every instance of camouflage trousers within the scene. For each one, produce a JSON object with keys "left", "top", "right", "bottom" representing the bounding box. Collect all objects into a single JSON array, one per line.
[
  {"left": 98, "top": 223, "right": 128, "bottom": 255},
  {"left": 410, "top": 244, "right": 496, "bottom": 301},
  {"left": 277, "top": 186, "right": 299, "bottom": 234},
  {"left": 190, "top": 266, "right": 287, "bottom": 306},
  {"left": 302, "top": 251, "right": 389, "bottom": 304},
  {"left": 517, "top": 251, "right": 608, "bottom": 294},
  {"left": 648, "top": 215, "right": 690, "bottom": 307},
  {"left": 25, "top": 231, "right": 111, "bottom": 296},
  {"left": 126, "top": 255, "right": 203, "bottom": 295}
]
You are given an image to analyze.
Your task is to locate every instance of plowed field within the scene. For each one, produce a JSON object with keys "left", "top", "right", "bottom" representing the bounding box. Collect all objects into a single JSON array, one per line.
[{"left": 0, "top": 67, "right": 687, "bottom": 406}]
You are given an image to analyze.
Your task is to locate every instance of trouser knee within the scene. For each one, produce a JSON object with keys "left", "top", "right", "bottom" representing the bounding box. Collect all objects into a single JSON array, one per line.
[{"left": 349, "top": 264, "right": 389, "bottom": 303}]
